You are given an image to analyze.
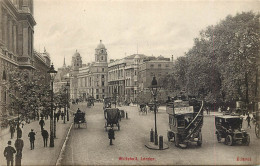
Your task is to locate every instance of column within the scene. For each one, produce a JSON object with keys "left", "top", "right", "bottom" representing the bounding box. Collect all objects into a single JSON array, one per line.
[
  {"left": 23, "top": 24, "right": 28, "bottom": 56},
  {"left": 8, "top": 18, "right": 12, "bottom": 51},
  {"left": 13, "top": 24, "right": 17, "bottom": 54},
  {"left": 4, "top": 14, "right": 8, "bottom": 47}
]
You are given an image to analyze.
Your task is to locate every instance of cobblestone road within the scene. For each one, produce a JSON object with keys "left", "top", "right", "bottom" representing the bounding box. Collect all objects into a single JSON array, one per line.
[{"left": 62, "top": 103, "right": 260, "bottom": 165}]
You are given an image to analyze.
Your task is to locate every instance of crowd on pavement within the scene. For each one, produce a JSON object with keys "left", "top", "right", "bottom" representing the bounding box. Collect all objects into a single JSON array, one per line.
[{"left": 1, "top": 108, "right": 72, "bottom": 166}]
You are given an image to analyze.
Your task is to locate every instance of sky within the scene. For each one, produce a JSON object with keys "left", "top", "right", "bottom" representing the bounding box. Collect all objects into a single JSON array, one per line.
[{"left": 33, "top": 0, "right": 260, "bottom": 69}]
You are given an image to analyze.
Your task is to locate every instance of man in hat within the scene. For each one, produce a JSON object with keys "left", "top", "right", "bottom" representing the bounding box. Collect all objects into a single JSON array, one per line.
[
  {"left": 15, "top": 138, "right": 23, "bottom": 166},
  {"left": 39, "top": 117, "right": 45, "bottom": 131},
  {"left": 28, "top": 129, "right": 36, "bottom": 150},
  {"left": 41, "top": 128, "right": 49, "bottom": 147},
  {"left": 108, "top": 127, "right": 115, "bottom": 145},
  {"left": 3, "top": 141, "right": 16, "bottom": 166}
]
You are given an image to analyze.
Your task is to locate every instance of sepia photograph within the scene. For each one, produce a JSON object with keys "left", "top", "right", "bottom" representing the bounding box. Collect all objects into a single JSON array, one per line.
[{"left": 0, "top": 0, "right": 260, "bottom": 165}]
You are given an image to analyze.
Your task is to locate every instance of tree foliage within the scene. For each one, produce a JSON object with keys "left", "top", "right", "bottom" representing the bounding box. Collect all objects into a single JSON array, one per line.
[{"left": 163, "top": 11, "right": 260, "bottom": 104}]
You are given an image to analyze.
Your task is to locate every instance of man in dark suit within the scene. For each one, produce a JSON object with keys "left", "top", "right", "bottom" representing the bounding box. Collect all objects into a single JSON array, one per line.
[
  {"left": 108, "top": 127, "right": 115, "bottom": 145},
  {"left": 28, "top": 129, "right": 36, "bottom": 150},
  {"left": 3, "top": 141, "right": 16, "bottom": 166},
  {"left": 41, "top": 128, "right": 49, "bottom": 147}
]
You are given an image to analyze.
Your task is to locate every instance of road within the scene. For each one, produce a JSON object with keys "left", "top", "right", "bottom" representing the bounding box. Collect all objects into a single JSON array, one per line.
[{"left": 61, "top": 103, "right": 260, "bottom": 165}]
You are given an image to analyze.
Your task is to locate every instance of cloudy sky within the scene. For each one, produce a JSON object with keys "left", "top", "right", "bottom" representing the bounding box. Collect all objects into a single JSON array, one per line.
[{"left": 34, "top": 0, "right": 260, "bottom": 69}]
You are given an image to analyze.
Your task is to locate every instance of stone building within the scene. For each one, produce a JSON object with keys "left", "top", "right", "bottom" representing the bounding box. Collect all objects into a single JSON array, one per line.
[
  {"left": 75, "top": 40, "right": 108, "bottom": 100},
  {"left": 0, "top": 0, "right": 36, "bottom": 119},
  {"left": 137, "top": 55, "right": 174, "bottom": 103},
  {"left": 108, "top": 54, "right": 146, "bottom": 103}
]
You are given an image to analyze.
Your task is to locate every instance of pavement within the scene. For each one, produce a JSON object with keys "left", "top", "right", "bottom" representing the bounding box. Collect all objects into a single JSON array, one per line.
[{"left": 0, "top": 114, "right": 73, "bottom": 166}]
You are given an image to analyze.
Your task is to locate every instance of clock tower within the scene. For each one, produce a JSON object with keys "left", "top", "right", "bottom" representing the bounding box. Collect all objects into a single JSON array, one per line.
[{"left": 95, "top": 40, "right": 107, "bottom": 63}]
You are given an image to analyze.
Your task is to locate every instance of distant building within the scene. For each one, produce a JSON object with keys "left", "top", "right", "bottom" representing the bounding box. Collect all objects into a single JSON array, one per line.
[
  {"left": 54, "top": 57, "right": 70, "bottom": 93},
  {"left": 69, "top": 40, "right": 108, "bottom": 100},
  {"left": 138, "top": 56, "right": 173, "bottom": 103},
  {"left": 108, "top": 54, "right": 146, "bottom": 103}
]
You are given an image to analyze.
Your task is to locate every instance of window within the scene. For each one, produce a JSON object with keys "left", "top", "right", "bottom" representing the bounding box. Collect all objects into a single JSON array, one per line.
[
  {"left": 102, "top": 81, "right": 105, "bottom": 86},
  {"left": 158, "top": 64, "right": 161, "bottom": 68},
  {"left": 102, "top": 75, "right": 104, "bottom": 78},
  {"left": 150, "top": 64, "right": 154, "bottom": 68},
  {"left": 166, "top": 64, "right": 169, "bottom": 67},
  {"left": 134, "top": 70, "right": 137, "bottom": 75},
  {"left": 134, "top": 90, "right": 137, "bottom": 94},
  {"left": 101, "top": 56, "right": 103, "bottom": 60},
  {"left": 96, "top": 89, "right": 99, "bottom": 93},
  {"left": 102, "top": 89, "right": 105, "bottom": 93},
  {"left": 102, "top": 68, "right": 104, "bottom": 72}
]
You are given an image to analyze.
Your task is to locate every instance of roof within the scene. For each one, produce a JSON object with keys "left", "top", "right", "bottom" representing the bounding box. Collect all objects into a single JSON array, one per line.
[
  {"left": 125, "top": 54, "right": 146, "bottom": 59},
  {"left": 96, "top": 40, "right": 106, "bottom": 49},
  {"left": 215, "top": 115, "right": 242, "bottom": 119}
]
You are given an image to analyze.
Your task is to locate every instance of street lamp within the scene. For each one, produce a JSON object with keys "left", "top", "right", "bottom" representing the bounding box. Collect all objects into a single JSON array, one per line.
[
  {"left": 66, "top": 81, "right": 70, "bottom": 121},
  {"left": 149, "top": 76, "right": 160, "bottom": 145},
  {"left": 47, "top": 63, "right": 57, "bottom": 147}
]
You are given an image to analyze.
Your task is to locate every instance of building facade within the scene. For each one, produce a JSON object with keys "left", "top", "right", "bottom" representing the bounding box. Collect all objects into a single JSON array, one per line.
[
  {"left": 138, "top": 56, "right": 174, "bottom": 103},
  {"left": 69, "top": 40, "right": 108, "bottom": 100},
  {"left": 108, "top": 54, "right": 146, "bottom": 103},
  {"left": 0, "top": 0, "right": 36, "bottom": 119},
  {"left": 53, "top": 57, "right": 70, "bottom": 93}
]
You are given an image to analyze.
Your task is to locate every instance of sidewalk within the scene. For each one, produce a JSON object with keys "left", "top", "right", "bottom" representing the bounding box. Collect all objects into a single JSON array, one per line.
[{"left": 0, "top": 116, "right": 72, "bottom": 166}]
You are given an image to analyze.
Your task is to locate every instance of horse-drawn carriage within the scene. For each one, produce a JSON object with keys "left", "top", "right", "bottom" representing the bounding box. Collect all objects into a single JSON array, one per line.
[
  {"left": 103, "top": 97, "right": 112, "bottom": 109},
  {"left": 166, "top": 96, "right": 204, "bottom": 148},
  {"left": 139, "top": 103, "right": 147, "bottom": 114},
  {"left": 73, "top": 109, "right": 86, "bottom": 128},
  {"left": 104, "top": 108, "right": 120, "bottom": 131},
  {"left": 86, "top": 96, "right": 95, "bottom": 107}
]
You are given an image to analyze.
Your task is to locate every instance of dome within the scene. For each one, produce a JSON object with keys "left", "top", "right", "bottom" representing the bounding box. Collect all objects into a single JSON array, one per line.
[
  {"left": 96, "top": 40, "right": 106, "bottom": 49},
  {"left": 134, "top": 54, "right": 141, "bottom": 59},
  {"left": 73, "top": 50, "right": 81, "bottom": 57}
]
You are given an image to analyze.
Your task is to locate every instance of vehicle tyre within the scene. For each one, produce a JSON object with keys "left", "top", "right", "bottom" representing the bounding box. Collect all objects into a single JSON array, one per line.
[
  {"left": 255, "top": 123, "right": 260, "bottom": 139},
  {"left": 225, "top": 135, "right": 233, "bottom": 146},
  {"left": 175, "top": 134, "right": 179, "bottom": 147},
  {"left": 216, "top": 132, "right": 221, "bottom": 143},
  {"left": 197, "top": 132, "right": 202, "bottom": 146},
  {"left": 245, "top": 135, "right": 250, "bottom": 146}
]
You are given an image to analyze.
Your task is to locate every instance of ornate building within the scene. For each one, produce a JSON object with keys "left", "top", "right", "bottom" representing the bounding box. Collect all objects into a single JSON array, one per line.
[
  {"left": 108, "top": 54, "right": 146, "bottom": 103},
  {"left": 0, "top": 0, "right": 36, "bottom": 119},
  {"left": 74, "top": 40, "right": 108, "bottom": 100}
]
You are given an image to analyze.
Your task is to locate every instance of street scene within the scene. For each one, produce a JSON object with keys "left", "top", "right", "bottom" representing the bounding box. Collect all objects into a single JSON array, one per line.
[{"left": 0, "top": 0, "right": 260, "bottom": 166}]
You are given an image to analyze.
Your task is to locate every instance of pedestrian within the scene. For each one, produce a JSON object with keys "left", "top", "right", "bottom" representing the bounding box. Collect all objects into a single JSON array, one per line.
[
  {"left": 61, "top": 111, "right": 64, "bottom": 120},
  {"left": 14, "top": 138, "right": 23, "bottom": 166},
  {"left": 57, "top": 111, "right": 60, "bottom": 122},
  {"left": 17, "top": 125, "right": 22, "bottom": 138},
  {"left": 10, "top": 125, "right": 15, "bottom": 139},
  {"left": 39, "top": 117, "right": 45, "bottom": 131},
  {"left": 3, "top": 141, "right": 16, "bottom": 166},
  {"left": 14, "top": 138, "right": 24, "bottom": 155},
  {"left": 246, "top": 115, "right": 251, "bottom": 129},
  {"left": 108, "top": 127, "right": 115, "bottom": 145},
  {"left": 28, "top": 129, "right": 36, "bottom": 150},
  {"left": 41, "top": 128, "right": 49, "bottom": 147}
]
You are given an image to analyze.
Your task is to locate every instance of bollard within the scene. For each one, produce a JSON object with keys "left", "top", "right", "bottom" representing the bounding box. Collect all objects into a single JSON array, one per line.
[
  {"left": 150, "top": 129, "right": 154, "bottom": 142},
  {"left": 126, "top": 112, "right": 128, "bottom": 119},
  {"left": 159, "top": 135, "right": 163, "bottom": 149}
]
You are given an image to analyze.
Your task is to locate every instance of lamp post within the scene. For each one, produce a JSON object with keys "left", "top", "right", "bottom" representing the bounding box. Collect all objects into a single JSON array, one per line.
[
  {"left": 47, "top": 64, "right": 57, "bottom": 147},
  {"left": 66, "top": 81, "right": 70, "bottom": 121},
  {"left": 149, "top": 76, "right": 160, "bottom": 145}
]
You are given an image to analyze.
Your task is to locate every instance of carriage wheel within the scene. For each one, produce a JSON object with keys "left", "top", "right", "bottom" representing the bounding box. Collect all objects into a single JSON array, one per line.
[
  {"left": 225, "top": 135, "right": 233, "bottom": 146},
  {"left": 255, "top": 123, "right": 260, "bottom": 139}
]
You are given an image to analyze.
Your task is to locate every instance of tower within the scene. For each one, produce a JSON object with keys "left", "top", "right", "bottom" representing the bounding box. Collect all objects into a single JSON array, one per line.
[
  {"left": 71, "top": 50, "right": 82, "bottom": 70},
  {"left": 95, "top": 40, "right": 107, "bottom": 63},
  {"left": 63, "top": 56, "right": 66, "bottom": 68}
]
